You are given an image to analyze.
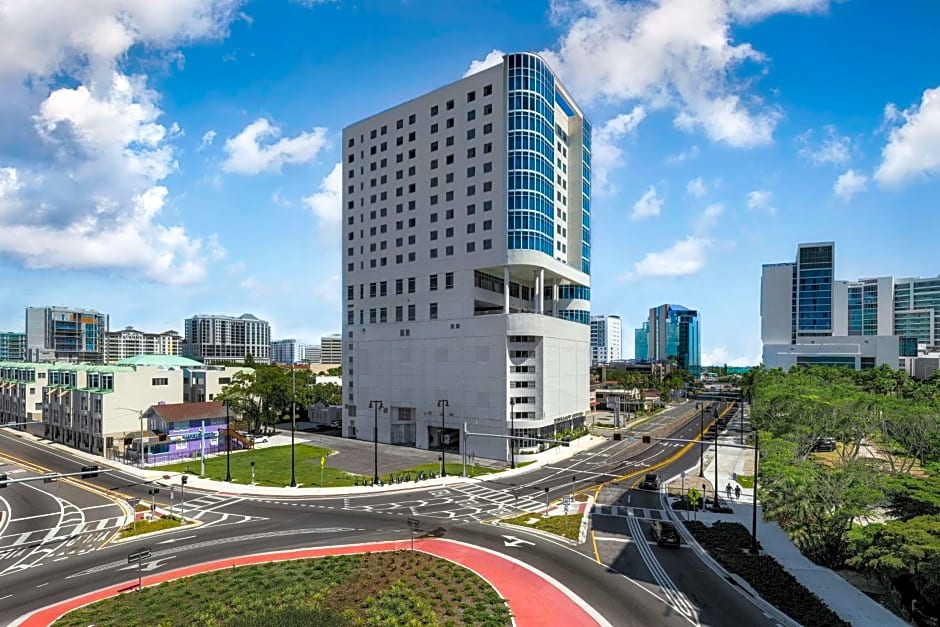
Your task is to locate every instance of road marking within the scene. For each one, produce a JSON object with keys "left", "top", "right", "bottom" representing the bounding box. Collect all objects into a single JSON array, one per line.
[
  {"left": 0, "top": 593, "right": 10, "bottom": 600},
  {"left": 118, "top": 556, "right": 176, "bottom": 573},
  {"left": 157, "top": 535, "right": 197, "bottom": 545},
  {"left": 502, "top": 535, "right": 535, "bottom": 548},
  {"left": 53, "top": 556, "right": 69, "bottom": 562},
  {"left": 8, "top": 512, "right": 60, "bottom": 523},
  {"left": 594, "top": 536, "right": 632, "bottom": 543},
  {"left": 36, "top": 582, "right": 48, "bottom": 588}
]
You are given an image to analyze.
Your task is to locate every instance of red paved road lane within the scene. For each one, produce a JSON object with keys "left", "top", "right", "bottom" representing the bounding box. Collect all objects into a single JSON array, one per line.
[{"left": 18, "top": 538, "right": 606, "bottom": 626}]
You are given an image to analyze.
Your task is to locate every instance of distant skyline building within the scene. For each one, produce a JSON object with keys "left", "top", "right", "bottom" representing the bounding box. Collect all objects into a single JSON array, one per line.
[
  {"left": 590, "top": 315, "right": 622, "bottom": 365},
  {"left": 894, "top": 276, "right": 940, "bottom": 350},
  {"left": 0, "top": 332, "right": 26, "bottom": 361},
  {"left": 271, "top": 339, "right": 306, "bottom": 364},
  {"left": 318, "top": 334, "right": 342, "bottom": 365},
  {"left": 634, "top": 321, "right": 649, "bottom": 361},
  {"left": 182, "top": 313, "right": 271, "bottom": 365},
  {"left": 761, "top": 242, "right": 901, "bottom": 370},
  {"left": 103, "top": 327, "right": 181, "bottom": 364},
  {"left": 647, "top": 304, "right": 700, "bottom": 371},
  {"left": 305, "top": 343, "right": 322, "bottom": 363},
  {"left": 25, "top": 306, "right": 109, "bottom": 363},
  {"left": 341, "top": 51, "right": 591, "bottom": 460}
]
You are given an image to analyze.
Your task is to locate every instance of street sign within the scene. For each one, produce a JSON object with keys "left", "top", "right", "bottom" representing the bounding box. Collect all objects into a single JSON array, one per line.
[
  {"left": 126, "top": 497, "right": 141, "bottom": 508},
  {"left": 688, "top": 488, "right": 701, "bottom": 506},
  {"left": 127, "top": 549, "right": 151, "bottom": 564},
  {"left": 563, "top": 495, "right": 572, "bottom": 514},
  {"left": 406, "top": 517, "right": 420, "bottom": 529}
]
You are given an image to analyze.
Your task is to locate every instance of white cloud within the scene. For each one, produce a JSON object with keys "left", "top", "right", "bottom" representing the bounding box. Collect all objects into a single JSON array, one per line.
[
  {"left": 592, "top": 106, "right": 646, "bottom": 193},
  {"left": 463, "top": 49, "right": 505, "bottom": 77},
  {"left": 303, "top": 162, "right": 342, "bottom": 245},
  {"left": 702, "top": 346, "right": 759, "bottom": 367},
  {"left": 631, "top": 185, "right": 663, "bottom": 220},
  {"left": 0, "top": 1, "right": 241, "bottom": 81},
  {"left": 874, "top": 86, "right": 940, "bottom": 186},
  {"left": 222, "top": 118, "right": 329, "bottom": 174},
  {"left": 686, "top": 176, "right": 707, "bottom": 198},
  {"left": 833, "top": 169, "right": 868, "bottom": 202},
  {"left": 666, "top": 145, "right": 700, "bottom": 164},
  {"left": 727, "top": 0, "right": 831, "bottom": 21},
  {"left": 0, "top": 1, "right": 240, "bottom": 284},
  {"left": 746, "top": 189, "right": 776, "bottom": 214},
  {"left": 694, "top": 203, "right": 724, "bottom": 233},
  {"left": 540, "top": 0, "right": 818, "bottom": 148},
  {"left": 620, "top": 235, "right": 710, "bottom": 281},
  {"left": 198, "top": 129, "right": 216, "bottom": 151},
  {"left": 0, "top": 185, "right": 224, "bottom": 284},
  {"left": 796, "top": 125, "right": 852, "bottom": 165}
]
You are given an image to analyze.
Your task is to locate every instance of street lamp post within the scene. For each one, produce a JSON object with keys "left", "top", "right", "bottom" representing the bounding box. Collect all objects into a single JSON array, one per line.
[
  {"left": 697, "top": 402, "right": 705, "bottom": 477},
  {"left": 437, "top": 399, "right": 448, "bottom": 477},
  {"left": 751, "top": 429, "right": 761, "bottom": 554},
  {"left": 369, "top": 400, "right": 383, "bottom": 484},
  {"left": 224, "top": 401, "right": 232, "bottom": 482},
  {"left": 509, "top": 398, "right": 516, "bottom": 470},
  {"left": 290, "top": 365, "right": 297, "bottom": 488}
]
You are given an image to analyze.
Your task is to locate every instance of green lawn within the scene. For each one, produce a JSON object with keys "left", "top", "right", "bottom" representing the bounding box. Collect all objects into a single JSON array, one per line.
[
  {"left": 119, "top": 516, "right": 187, "bottom": 539},
  {"left": 501, "top": 513, "right": 583, "bottom": 541},
  {"left": 155, "top": 445, "right": 498, "bottom": 487},
  {"left": 56, "top": 551, "right": 511, "bottom": 627},
  {"left": 735, "top": 474, "right": 755, "bottom": 488}
]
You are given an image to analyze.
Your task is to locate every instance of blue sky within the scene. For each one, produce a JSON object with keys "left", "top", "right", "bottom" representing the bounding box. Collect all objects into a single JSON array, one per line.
[{"left": 0, "top": 0, "right": 938, "bottom": 365}]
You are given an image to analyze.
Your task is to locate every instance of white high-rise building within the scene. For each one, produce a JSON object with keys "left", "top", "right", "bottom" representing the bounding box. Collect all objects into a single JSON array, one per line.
[
  {"left": 590, "top": 315, "right": 621, "bottom": 365},
  {"left": 342, "top": 52, "right": 591, "bottom": 461},
  {"left": 182, "top": 314, "right": 271, "bottom": 365},
  {"left": 271, "top": 339, "right": 306, "bottom": 364},
  {"left": 305, "top": 344, "right": 322, "bottom": 363},
  {"left": 103, "top": 327, "right": 181, "bottom": 363}
]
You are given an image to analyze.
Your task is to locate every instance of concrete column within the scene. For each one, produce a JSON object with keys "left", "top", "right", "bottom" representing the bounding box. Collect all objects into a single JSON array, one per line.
[
  {"left": 503, "top": 266, "right": 511, "bottom": 314},
  {"left": 537, "top": 269, "right": 545, "bottom": 314}
]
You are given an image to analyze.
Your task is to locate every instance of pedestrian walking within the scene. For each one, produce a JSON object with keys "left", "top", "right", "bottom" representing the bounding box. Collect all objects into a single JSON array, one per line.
[
  {"left": 734, "top": 485, "right": 741, "bottom": 500},
  {"left": 725, "top": 483, "right": 733, "bottom": 499}
]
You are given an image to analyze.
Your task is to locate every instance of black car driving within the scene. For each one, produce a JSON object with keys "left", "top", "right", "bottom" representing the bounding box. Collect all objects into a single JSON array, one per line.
[
  {"left": 639, "top": 473, "right": 660, "bottom": 490},
  {"left": 650, "top": 520, "right": 681, "bottom": 547}
]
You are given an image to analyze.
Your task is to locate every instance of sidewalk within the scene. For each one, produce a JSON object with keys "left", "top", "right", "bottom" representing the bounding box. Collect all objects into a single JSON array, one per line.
[{"left": 671, "top": 432, "right": 905, "bottom": 627}]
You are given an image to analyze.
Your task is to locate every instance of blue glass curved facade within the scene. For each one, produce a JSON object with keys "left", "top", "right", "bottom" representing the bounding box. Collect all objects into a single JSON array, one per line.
[
  {"left": 506, "top": 53, "right": 555, "bottom": 256},
  {"left": 557, "top": 285, "right": 590, "bottom": 301},
  {"left": 581, "top": 120, "right": 592, "bottom": 275},
  {"left": 559, "top": 309, "right": 590, "bottom": 325}
]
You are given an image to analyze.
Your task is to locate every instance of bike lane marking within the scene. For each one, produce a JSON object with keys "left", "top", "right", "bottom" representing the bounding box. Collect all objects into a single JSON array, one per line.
[{"left": 17, "top": 538, "right": 608, "bottom": 627}]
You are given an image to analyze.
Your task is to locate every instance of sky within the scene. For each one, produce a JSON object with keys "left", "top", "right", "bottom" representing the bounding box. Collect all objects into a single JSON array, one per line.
[{"left": 0, "top": 0, "right": 938, "bottom": 366}]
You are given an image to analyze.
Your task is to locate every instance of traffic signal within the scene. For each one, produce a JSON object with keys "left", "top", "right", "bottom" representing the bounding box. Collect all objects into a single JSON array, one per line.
[
  {"left": 642, "top": 436, "right": 651, "bottom": 444},
  {"left": 81, "top": 465, "right": 99, "bottom": 479},
  {"left": 0, "top": 473, "right": 7, "bottom": 488},
  {"left": 181, "top": 475, "right": 188, "bottom": 485}
]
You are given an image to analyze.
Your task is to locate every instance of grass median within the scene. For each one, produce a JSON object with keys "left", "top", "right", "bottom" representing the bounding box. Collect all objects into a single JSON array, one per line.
[
  {"left": 119, "top": 515, "right": 187, "bottom": 539},
  {"left": 56, "top": 551, "right": 512, "bottom": 627},
  {"left": 155, "top": 444, "right": 499, "bottom": 487},
  {"left": 501, "top": 513, "right": 583, "bottom": 541}
]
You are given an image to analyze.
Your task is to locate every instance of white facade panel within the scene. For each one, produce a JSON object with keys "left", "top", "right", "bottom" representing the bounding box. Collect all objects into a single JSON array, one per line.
[{"left": 760, "top": 264, "right": 794, "bottom": 346}]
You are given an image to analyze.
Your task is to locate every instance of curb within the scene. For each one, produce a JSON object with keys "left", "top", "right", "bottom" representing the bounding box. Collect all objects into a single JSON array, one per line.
[
  {"left": 658, "top": 468, "right": 800, "bottom": 627},
  {"left": 578, "top": 495, "right": 594, "bottom": 544}
]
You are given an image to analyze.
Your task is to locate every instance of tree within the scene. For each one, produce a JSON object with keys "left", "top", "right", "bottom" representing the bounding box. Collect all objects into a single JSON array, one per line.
[{"left": 876, "top": 406, "right": 938, "bottom": 474}]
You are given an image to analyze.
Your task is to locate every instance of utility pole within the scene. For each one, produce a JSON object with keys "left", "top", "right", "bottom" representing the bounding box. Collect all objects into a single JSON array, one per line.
[
  {"left": 224, "top": 401, "right": 232, "bottom": 482},
  {"left": 698, "top": 402, "right": 705, "bottom": 477},
  {"left": 509, "top": 398, "right": 516, "bottom": 469},
  {"left": 290, "top": 364, "right": 297, "bottom": 488},
  {"left": 369, "top": 400, "right": 383, "bottom": 484},
  {"left": 437, "top": 399, "right": 448, "bottom": 477},
  {"left": 751, "top": 430, "right": 761, "bottom": 554}
]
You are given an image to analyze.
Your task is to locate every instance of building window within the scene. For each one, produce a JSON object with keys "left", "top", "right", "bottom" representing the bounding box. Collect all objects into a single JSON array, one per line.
[
  {"left": 380, "top": 308, "right": 388, "bottom": 323},
  {"left": 484, "top": 105, "right": 493, "bottom": 116},
  {"left": 483, "top": 84, "right": 492, "bottom": 96},
  {"left": 408, "top": 277, "right": 416, "bottom": 293},
  {"left": 430, "top": 302, "right": 438, "bottom": 319},
  {"left": 430, "top": 274, "right": 438, "bottom": 291},
  {"left": 467, "top": 110, "right": 476, "bottom": 122},
  {"left": 446, "top": 245, "right": 454, "bottom": 256},
  {"left": 395, "top": 306, "right": 403, "bottom": 322},
  {"left": 431, "top": 105, "right": 438, "bottom": 116},
  {"left": 466, "top": 242, "right": 475, "bottom": 253},
  {"left": 446, "top": 99, "right": 454, "bottom": 110},
  {"left": 467, "top": 223, "right": 476, "bottom": 234},
  {"left": 408, "top": 304, "right": 416, "bottom": 321},
  {"left": 445, "top": 272, "right": 454, "bottom": 289},
  {"left": 467, "top": 203, "right": 476, "bottom": 215},
  {"left": 369, "top": 309, "right": 377, "bottom": 324},
  {"left": 483, "top": 238, "right": 492, "bottom": 250},
  {"left": 152, "top": 378, "right": 169, "bottom": 386},
  {"left": 430, "top": 248, "right": 438, "bottom": 259},
  {"left": 408, "top": 113, "right": 416, "bottom": 124},
  {"left": 379, "top": 281, "right": 387, "bottom": 296},
  {"left": 370, "top": 283, "right": 377, "bottom": 298}
]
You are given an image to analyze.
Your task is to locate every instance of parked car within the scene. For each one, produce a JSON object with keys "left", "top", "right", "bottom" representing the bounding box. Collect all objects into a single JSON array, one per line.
[
  {"left": 639, "top": 473, "right": 660, "bottom": 490},
  {"left": 812, "top": 437, "right": 836, "bottom": 452},
  {"left": 650, "top": 520, "right": 681, "bottom": 547},
  {"left": 329, "top": 419, "right": 341, "bottom": 429}
]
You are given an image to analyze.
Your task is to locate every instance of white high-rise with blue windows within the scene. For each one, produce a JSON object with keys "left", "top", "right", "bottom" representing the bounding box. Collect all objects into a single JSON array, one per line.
[{"left": 341, "top": 52, "right": 591, "bottom": 461}]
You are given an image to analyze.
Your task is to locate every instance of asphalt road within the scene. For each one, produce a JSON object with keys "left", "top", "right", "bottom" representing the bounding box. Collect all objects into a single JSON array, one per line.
[{"left": 0, "top": 402, "right": 780, "bottom": 626}]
